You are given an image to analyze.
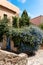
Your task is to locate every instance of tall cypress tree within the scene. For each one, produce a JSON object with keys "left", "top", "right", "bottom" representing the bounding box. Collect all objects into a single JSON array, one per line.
[{"left": 19, "top": 10, "right": 30, "bottom": 27}]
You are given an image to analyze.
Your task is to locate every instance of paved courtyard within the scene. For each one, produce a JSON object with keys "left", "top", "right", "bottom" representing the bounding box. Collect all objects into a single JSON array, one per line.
[{"left": 27, "top": 49, "right": 43, "bottom": 65}]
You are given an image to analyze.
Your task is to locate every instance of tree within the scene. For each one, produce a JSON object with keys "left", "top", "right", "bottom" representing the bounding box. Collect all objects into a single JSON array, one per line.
[
  {"left": 19, "top": 10, "right": 30, "bottom": 27},
  {"left": 12, "top": 16, "right": 19, "bottom": 28},
  {"left": 0, "top": 15, "right": 9, "bottom": 41}
]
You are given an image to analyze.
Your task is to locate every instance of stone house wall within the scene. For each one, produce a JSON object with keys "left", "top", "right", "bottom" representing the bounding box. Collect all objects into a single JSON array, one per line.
[{"left": 0, "top": 35, "right": 18, "bottom": 52}]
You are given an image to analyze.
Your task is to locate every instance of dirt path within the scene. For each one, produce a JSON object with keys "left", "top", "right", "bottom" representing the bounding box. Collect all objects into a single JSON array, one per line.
[{"left": 27, "top": 49, "right": 43, "bottom": 65}]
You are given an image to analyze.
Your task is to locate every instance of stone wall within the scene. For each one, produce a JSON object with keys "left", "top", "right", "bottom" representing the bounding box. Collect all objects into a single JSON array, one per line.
[
  {"left": 1, "top": 35, "right": 7, "bottom": 49},
  {"left": 0, "top": 35, "right": 18, "bottom": 52},
  {"left": 0, "top": 50, "right": 28, "bottom": 65}
]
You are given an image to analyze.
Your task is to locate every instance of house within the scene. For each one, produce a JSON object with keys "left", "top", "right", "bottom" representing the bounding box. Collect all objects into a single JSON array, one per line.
[
  {"left": 30, "top": 15, "right": 43, "bottom": 26},
  {"left": 0, "top": 0, "right": 20, "bottom": 26},
  {"left": 0, "top": 0, "right": 20, "bottom": 51}
]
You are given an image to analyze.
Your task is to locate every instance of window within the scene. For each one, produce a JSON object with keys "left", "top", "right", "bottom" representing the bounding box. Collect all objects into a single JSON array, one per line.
[{"left": 4, "top": 14, "right": 7, "bottom": 18}]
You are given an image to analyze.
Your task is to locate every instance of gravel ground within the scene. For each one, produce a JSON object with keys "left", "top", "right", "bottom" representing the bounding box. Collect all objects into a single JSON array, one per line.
[{"left": 27, "top": 49, "right": 43, "bottom": 65}]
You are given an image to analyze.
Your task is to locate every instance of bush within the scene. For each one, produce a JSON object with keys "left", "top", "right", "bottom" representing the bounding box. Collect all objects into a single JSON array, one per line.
[
  {"left": 11, "top": 25, "right": 43, "bottom": 54},
  {"left": 39, "top": 24, "right": 43, "bottom": 30}
]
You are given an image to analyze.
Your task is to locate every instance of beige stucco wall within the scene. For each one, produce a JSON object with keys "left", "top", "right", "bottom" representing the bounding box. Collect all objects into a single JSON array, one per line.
[
  {"left": 0, "top": 0, "right": 20, "bottom": 14},
  {"left": 0, "top": 6, "right": 16, "bottom": 18},
  {"left": 0, "top": 0, "right": 20, "bottom": 26},
  {"left": 0, "top": 6, "right": 18, "bottom": 26}
]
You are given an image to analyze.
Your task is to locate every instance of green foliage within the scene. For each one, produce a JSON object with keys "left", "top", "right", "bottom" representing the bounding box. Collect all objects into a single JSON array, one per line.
[
  {"left": 12, "top": 10, "right": 30, "bottom": 28},
  {"left": 12, "top": 16, "right": 18, "bottom": 28},
  {"left": 19, "top": 10, "right": 30, "bottom": 27},
  {"left": 39, "top": 23, "right": 43, "bottom": 30},
  {"left": 0, "top": 16, "right": 10, "bottom": 41},
  {"left": 39, "top": 24, "right": 43, "bottom": 44},
  {"left": 0, "top": 10, "right": 43, "bottom": 54},
  {"left": 11, "top": 25, "right": 43, "bottom": 53}
]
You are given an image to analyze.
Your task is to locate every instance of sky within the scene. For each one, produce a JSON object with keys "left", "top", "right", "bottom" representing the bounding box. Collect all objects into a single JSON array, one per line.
[{"left": 8, "top": 0, "right": 43, "bottom": 18}]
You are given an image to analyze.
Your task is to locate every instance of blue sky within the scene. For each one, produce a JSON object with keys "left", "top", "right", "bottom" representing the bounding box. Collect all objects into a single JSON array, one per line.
[{"left": 8, "top": 0, "right": 43, "bottom": 18}]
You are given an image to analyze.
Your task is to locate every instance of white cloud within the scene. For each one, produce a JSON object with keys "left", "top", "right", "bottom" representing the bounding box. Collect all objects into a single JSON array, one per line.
[{"left": 18, "top": 0, "right": 26, "bottom": 3}]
